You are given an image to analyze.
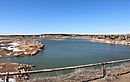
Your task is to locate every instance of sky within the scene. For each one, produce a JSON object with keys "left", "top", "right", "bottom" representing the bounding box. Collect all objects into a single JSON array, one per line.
[{"left": 0, "top": 0, "right": 130, "bottom": 35}]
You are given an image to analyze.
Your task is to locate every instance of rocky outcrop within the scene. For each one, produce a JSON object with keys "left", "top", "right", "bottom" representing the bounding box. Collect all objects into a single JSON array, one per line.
[{"left": 0, "top": 37, "right": 44, "bottom": 57}]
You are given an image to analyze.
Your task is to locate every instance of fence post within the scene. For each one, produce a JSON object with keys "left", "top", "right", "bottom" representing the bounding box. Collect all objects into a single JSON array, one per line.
[
  {"left": 5, "top": 72, "right": 9, "bottom": 82},
  {"left": 102, "top": 63, "right": 106, "bottom": 77}
]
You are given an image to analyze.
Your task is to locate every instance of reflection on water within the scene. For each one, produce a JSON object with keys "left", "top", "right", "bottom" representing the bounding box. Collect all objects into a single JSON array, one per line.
[{"left": 4, "top": 39, "right": 130, "bottom": 70}]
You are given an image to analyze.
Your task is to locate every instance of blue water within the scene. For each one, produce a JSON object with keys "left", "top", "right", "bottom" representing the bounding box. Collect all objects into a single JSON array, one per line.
[{"left": 3, "top": 39, "right": 130, "bottom": 70}]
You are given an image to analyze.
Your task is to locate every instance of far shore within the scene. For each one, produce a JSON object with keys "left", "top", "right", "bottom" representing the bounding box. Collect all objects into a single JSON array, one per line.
[
  {"left": 38, "top": 34, "right": 130, "bottom": 46},
  {"left": 1, "top": 34, "right": 130, "bottom": 46},
  {"left": 89, "top": 35, "right": 130, "bottom": 46}
]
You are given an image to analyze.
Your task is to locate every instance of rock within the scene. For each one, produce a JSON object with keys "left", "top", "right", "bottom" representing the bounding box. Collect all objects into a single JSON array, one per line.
[{"left": 0, "top": 37, "right": 44, "bottom": 57}]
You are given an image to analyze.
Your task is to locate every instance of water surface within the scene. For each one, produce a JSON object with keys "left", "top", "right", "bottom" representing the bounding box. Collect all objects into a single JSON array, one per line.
[{"left": 3, "top": 39, "right": 130, "bottom": 70}]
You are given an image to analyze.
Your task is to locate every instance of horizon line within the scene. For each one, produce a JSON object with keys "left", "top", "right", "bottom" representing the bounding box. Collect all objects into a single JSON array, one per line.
[{"left": 0, "top": 33, "right": 130, "bottom": 35}]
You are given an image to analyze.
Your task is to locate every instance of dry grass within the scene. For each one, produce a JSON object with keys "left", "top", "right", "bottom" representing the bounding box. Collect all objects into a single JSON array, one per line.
[{"left": 25, "top": 63, "right": 130, "bottom": 82}]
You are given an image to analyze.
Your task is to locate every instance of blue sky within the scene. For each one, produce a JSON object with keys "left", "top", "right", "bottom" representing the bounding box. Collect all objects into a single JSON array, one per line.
[{"left": 0, "top": 0, "right": 130, "bottom": 35}]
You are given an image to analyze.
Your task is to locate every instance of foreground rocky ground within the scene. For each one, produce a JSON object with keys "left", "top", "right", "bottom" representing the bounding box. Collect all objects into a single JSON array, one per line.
[{"left": 0, "top": 62, "right": 33, "bottom": 82}]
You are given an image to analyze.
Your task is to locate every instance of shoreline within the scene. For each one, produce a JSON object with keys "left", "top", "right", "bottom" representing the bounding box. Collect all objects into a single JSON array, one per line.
[
  {"left": 90, "top": 36, "right": 130, "bottom": 46},
  {"left": 39, "top": 34, "right": 130, "bottom": 46},
  {"left": 44, "top": 34, "right": 130, "bottom": 45}
]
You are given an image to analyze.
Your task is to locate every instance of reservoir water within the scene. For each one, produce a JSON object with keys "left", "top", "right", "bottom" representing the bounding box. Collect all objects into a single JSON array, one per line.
[{"left": 3, "top": 39, "right": 130, "bottom": 70}]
